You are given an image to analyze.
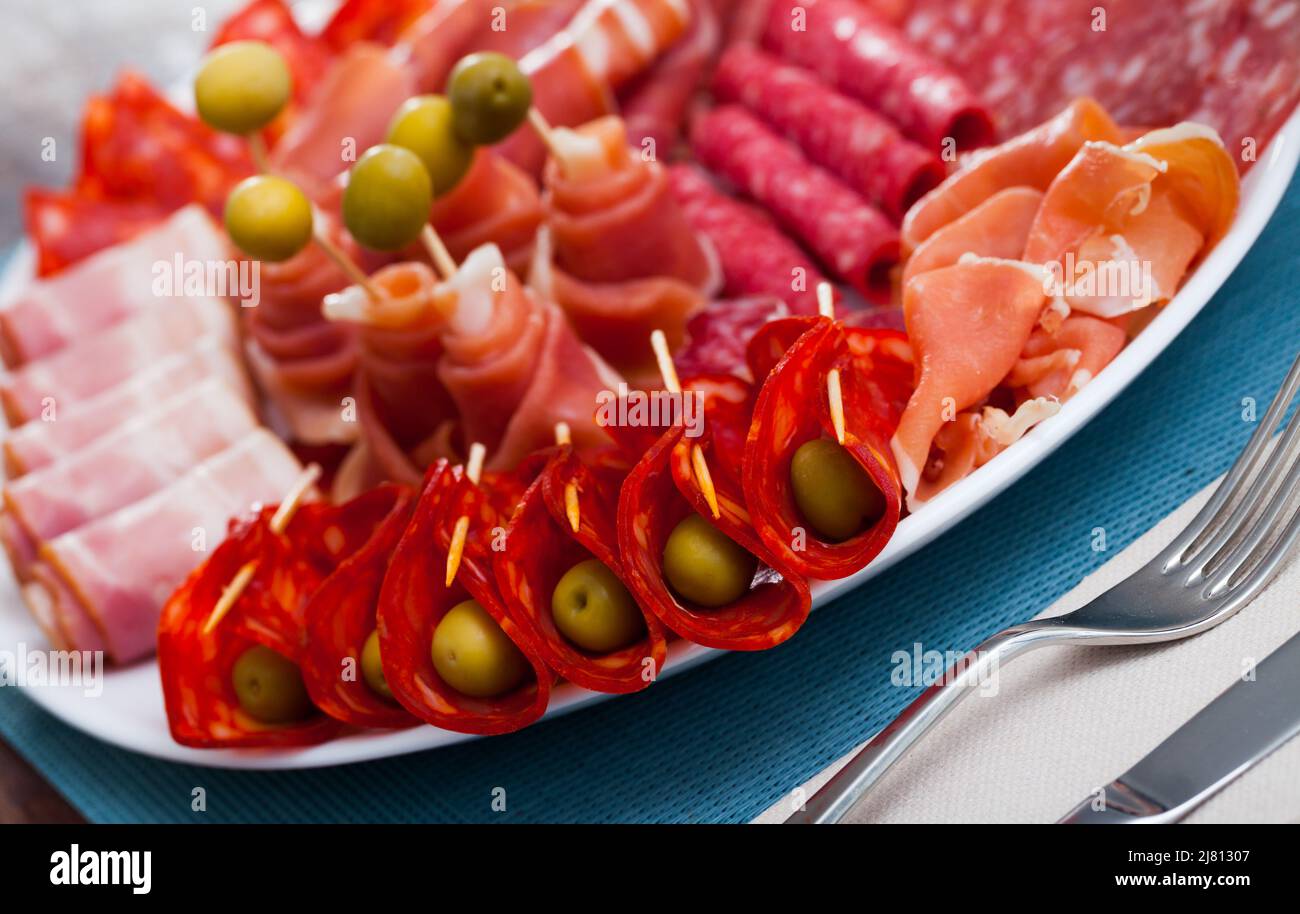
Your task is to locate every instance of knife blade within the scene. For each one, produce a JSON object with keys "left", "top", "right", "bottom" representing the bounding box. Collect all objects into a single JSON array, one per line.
[{"left": 1059, "top": 626, "right": 1300, "bottom": 823}]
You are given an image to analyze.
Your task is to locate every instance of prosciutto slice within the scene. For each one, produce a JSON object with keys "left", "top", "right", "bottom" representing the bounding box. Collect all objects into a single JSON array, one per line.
[
  {"left": 427, "top": 150, "right": 543, "bottom": 275},
  {"left": 533, "top": 115, "right": 714, "bottom": 379},
  {"left": 0, "top": 206, "right": 229, "bottom": 367},
  {"left": 3, "top": 336, "right": 250, "bottom": 478},
  {"left": 0, "top": 294, "right": 237, "bottom": 426},
  {"left": 31, "top": 429, "right": 303, "bottom": 663},
  {"left": 3, "top": 379, "right": 259, "bottom": 572}
]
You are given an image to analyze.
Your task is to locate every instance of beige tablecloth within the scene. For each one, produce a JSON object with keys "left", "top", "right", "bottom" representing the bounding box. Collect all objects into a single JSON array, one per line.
[{"left": 755, "top": 478, "right": 1300, "bottom": 823}]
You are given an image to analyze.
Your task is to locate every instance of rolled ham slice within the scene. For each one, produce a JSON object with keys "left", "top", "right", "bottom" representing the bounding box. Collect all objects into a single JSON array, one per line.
[
  {"left": 712, "top": 44, "right": 944, "bottom": 220},
  {"left": 31, "top": 429, "right": 303, "bottom": 663},
  {"left": 691, "top": 105, "right": 899, "bottom": 303},
  {"left": 2, "top": 335, "right": 250, "bottom": 477},
  {"left": 0, "top": 205, "right": 230, "bottom": 367},
  {"left": 501, "top": 0, "right": 693, "bottom": 176},
  {"left": 0, "top": 294, "right": 237, "bottom": 426},
  {"left": 427, "top": 150, "right": 543, "bottom": 276},
  {"left": 534, "top": 115, "right": 713, "bottom": 378},
  {"left": 761, "top": 0, "right": 994, "bottom": 153},
  {"left": 3, "top": 379, "right": 259, "bottom": 569}
]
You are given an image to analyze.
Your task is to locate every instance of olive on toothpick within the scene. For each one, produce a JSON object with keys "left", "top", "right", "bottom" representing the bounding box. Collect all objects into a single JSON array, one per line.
[{"left": 194, "top": 40, "right": 291, "bottom": 170}]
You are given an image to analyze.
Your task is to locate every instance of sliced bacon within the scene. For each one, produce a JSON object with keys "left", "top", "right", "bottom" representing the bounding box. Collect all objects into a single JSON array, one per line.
[
  {"left": 300, "top": 484, "right": 420, "bottom": 729},
  {"left": 494, "top": 446, "right": 667, "bottom": 692},
  {"left": 691, "top": 105, "right": 899, "bottom": 302},
  {"left": 0, "top": 206, "right": 229, "bottom": 367},
  {"left": 744, "top": 319, "right": 910, "bottom": 579},
  {"left": 618, "top": 375, "right": 812, "bottom": 650},
  {"left": 0, "top": 295, "right": 237, "bottom": 427},
  {"left": 427, "top": 150, "right": 543, "bottom": 275},
  {"left": 534, "top": 116, "right": 713, "bottom": 377},
  {"left": 890, "top": 259, "right": 1046, "bottom": 508},
  {"left": 713, "top": 44, "right": 944, "bottom": 220},
  {"left": 761, "top": 0, "right": 995, "bottom": 152},
  {"left": 378, "top": 461, "right": 553, "bottom": 735},
  {"left": 36, "top": 429, "right": 303, "bottom": 664},
  {"left": 2, "top": 337, "right": 250, "bottom": 478},
  {"left": 3, "top": 380, "right": 258, "bottom": 568},
  {"left": 668, "top": 163, "right": 831, "bottom": 314},
  {"left": 901, "top": 98, "right": 1122, "bottom": 254},
  {"left": 159, "top": 488, "right": 400, "bottom": 748}
]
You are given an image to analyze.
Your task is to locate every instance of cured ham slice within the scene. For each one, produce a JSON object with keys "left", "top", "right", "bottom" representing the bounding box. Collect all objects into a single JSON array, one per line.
[
  {"left": 0, "top": 294, "right": 237, "bottom": 426},
  {"left": 0, "top": 205, "right": 229, "bottom": 367},
  {"left": 712, "top": 44, "right": 944, "bottom": 220},
  {"left": 500, "top": 0, "right": 693, "bottom": 176},
  {"left": 494, "top": 446, "right": 668, "bottom": 693},
  {"left": 34, "top": 429, "right": 303, "bottom": 663},
  {"left": 3, "top": 336, "right": 250, "bottom": 478},
  {"left": 890, "top": 259, "right": 1046, "bottom": 508},
  {"left": 435, "top": 245, "right": 619, "bottom": 470},
  {"left": 300, "top": 485, "right": 419, "bottom": 729},
  {"left": 532, "top": 115, "right": 714, "bottom": 378},
  {"left": 427, "top": 150, "right": 543, "bottom": 275},
  {"left": 3, "top": 380, "right": 259, "bottom": 571},
  {"left": 618, "top": 374, "right": 812, "bottom": 649},
  {"left": 379, "top": 460, "right": 553, "bottom": 735},
  {"left": 1011, "top": 315, "right": 1126, "bottom": 402},
  {"left": 322, "top": 261, "right": 457, "bottom": 486},
  {"left": 902, "top": 187, "right": 1044, "bottom": 287},
  {"left": 669, "top": 164, "right": 829, "bottom": 314},
  {"left": 744, "top": 317, "right": 910, "bottom": 579},
  {"left": 901, "top": 98, "right": 1122, "bottom": 254},
  {"left": 692, "top": 105, "right": 899, "bottom": 302},
  {"left": 160, "top": 489, "right": 403, "bottom": 747},
  {"left": 761, "top": 0, "right": 995, "bottom": 153}
]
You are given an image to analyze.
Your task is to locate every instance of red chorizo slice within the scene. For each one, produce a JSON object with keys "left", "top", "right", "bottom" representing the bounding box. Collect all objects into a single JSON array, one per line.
[
  {"left": 494, "top": 448, "right": 667, "bottom": 693},
  {"left": 377, "top": 462, "right": 553, "bottom": 735},
  {"left": 744, "top": 320, "right": 909, "bottom": 580},
  {"left": 618, "top": 377, "right": 811, "bottom": 651},
  {"left": 300, "top": 485, "right": 419, "bottom": 729}
]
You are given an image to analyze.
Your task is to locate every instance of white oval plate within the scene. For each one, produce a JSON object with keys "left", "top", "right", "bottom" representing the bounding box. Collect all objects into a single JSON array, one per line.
[{"left": 2, "top": 103, "right": 1296, "bottom": 769}]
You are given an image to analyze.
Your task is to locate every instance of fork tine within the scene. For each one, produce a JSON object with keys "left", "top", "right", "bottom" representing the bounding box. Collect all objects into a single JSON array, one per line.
[
  {"left": 1182, "top": 386, "right": 1300, "bottom": 578},
  {"left": 1163, "top": 351, "right": 1300, "bottom": 570},
  {"left": 1202, "top": 426, "right": 1300, "bottom": 594},
  {"left": 1209, "top": 486, "right": 1300, "bottom": 606}
]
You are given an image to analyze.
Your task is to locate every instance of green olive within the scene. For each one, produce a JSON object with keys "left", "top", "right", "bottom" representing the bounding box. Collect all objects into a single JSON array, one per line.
[
  {"left": 342, "top": 144, "right": 433, "bottom": 252},
  {"left": 447, "top": 52, "right": 533, "bottom": 145},
  {"left": 431, "top": 600, "right": 529, "bottom": 698},
  {"left": 194, "top": 40, "right": 292, "bottom": 135},
  {"left": 360, "top": 629, "right": 394, "bottom": 701},
  {"left": 551, "top": 559, "right": 645, "bottom": 653},
  {"left": 386, "top": 95, "right": 475, "bottom": 198},
  {"left": 231, "top": 644, "right": 315, "bottom": 725},
  {"left": 662, "top": 514, "right": 756, "bottom": 608},
  {"left": 790, "top": 438, "right": 885, "bottom": 542},
  {"left": 223, "top": 174, "right": 313, "bottom": 262}
]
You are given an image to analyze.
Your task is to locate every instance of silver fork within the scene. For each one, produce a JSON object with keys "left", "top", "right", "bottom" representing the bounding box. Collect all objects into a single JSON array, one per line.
[{"left": 787, "top": 352, "right": 1300, "bottom": 824}]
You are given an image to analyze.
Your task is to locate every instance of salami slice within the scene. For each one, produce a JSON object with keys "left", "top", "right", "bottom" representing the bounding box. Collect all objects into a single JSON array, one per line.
[
  {"left": 494, "top": 447, "right": 668, "bottom": 693},
  {"left": 744, "top": 319, "right": 910, "bottom": 580},
  {"left": 300, "top": 485, "right": 419, "bottom": 729},
  {"left": 712, "top": 44, "right": 944, "bottom": 220},
  {"left": 321, "top": 0, "right": 434, "bottom": 50},
  {"left": 675, "top": 296, "right": 791, "bottom": 380},
  {"left": 690, "top": 106, "right": 899, "bottom": 303},
  {"left": 762, "top": 0, "right": 995, "bottom": 152},
  {"left": 377, "top": 462, "right": 553, "bottom": 735},
  {"left": 158, "top": 494, "right": 401, "bottom": 749},
  {"left": 617, "top": 375, "right": 811, "bottom": 651},
  {"left": 668, "top": 163, "right": 829, "bottom": 314}
]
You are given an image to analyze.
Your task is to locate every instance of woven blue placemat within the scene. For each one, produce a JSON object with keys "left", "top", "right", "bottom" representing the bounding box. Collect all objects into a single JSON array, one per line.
[{"left": 1, "top": 174, "right": 1297, "bottom": 824}]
